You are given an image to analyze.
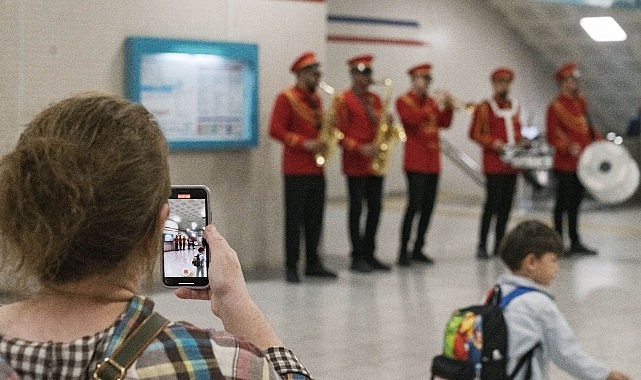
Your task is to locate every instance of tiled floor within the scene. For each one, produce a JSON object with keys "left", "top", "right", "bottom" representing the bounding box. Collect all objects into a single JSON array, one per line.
[{"left": 151, "top": 193, "right": 641, "bottom": 379}]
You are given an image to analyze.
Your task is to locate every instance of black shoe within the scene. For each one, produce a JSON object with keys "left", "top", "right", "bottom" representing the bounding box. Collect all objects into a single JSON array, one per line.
[
  {"left": 305, "top": 267, "right": 338, "bottom": 278},
  {"left": 397, "top": 256, "right": 411, "bottom": 267},
  {"left": 368, "top": 258, "right": 391, "bottom": 271},
  {"left": 397, "top": 249, "right": 411, "bottom": 267},
  {"left": 570, "top": 242, "right": 598, "bottom": 255},
  {"left": 350, "top": 259, "right": 373, "bottom": 273},
  {"left": 476, "top": 247, "right": 489, "bottom": 260},
  {"left": 286, "top": 268, "right": 300, "bottom": 283},
  {"left": 412, "top": 252, "right": 435, "bottom": 265}
]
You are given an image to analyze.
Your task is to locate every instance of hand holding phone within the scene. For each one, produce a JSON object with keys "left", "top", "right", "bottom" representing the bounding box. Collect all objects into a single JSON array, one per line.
[
  {"left": 162, "top": 185, "right": 211, "bottom": 288},
  {"left": 175, "top": 225, "right": 252, "bottom": 317}
]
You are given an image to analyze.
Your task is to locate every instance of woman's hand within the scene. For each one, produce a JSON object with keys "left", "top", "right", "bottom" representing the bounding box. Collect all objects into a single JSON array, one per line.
[
  {"left": 175, "top": 225, "right": 250, "bottom": 317},
  {"left": 174, "top": 224, "right": 282, "bottom": 349}
]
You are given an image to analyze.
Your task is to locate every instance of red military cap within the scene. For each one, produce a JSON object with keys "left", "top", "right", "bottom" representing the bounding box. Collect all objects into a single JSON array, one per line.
[
  {"left": 347, "top": 54, "right": 374, "bottom": 73},
  {"left": 408, "top": 63, "right": 432, "bottom": 76},
  {"left": 554, "top": 62, "right": 579, "bottom": 81},
  {"left": 491, "top": 67, "right": 515, "bottom": 82},
  {"left": 290, "top": 51, "right": 319, "bottom": 73}
]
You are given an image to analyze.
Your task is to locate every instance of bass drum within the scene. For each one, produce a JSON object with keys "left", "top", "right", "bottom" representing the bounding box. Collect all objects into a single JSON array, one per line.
[{"left": 577, "top": 141, "right": 640, "bottom": 204}]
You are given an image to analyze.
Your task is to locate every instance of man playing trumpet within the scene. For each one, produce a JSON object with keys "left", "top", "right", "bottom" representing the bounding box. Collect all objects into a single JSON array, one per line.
[
  {"left": 396, "top": 63, "right": 454, "bottom": 266},
  {"left": 269, "top": 52, "right": 337, "bottom": 283}
]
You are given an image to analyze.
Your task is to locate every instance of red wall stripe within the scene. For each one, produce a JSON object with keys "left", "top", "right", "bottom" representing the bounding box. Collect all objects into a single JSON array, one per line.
[{"left": 327, "top": 34, "right": 428, "bottom": 46}]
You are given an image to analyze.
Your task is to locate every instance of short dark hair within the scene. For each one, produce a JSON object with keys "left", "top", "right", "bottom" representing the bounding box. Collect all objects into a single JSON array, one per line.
[
  {"left": 351, "top": 67, "right": 372, "bottom": 75},
  {"left": 498, "top": 220, "right": 564, "bottom": 271}
]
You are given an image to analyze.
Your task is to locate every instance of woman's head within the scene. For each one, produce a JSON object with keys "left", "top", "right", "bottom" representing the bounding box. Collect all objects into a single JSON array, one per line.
[{"left": 0, "top": 93, "right": 170, "bottom": 287}]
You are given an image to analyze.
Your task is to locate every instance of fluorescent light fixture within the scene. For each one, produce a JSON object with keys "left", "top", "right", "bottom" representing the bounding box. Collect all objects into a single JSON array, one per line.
[{"left": 580, "top": 16, "right": 627, "bottom": 41}]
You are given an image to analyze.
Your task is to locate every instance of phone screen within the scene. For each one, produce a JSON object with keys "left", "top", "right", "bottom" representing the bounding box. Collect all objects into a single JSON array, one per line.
[{"left": 162, "top": 185, "right": 210, "bottom": 288}]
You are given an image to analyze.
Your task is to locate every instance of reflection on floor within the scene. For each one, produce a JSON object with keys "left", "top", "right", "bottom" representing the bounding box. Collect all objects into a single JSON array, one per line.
[
  {"left": 151, "top": 195, "right": 640, "bottom": 379},
  {"left": 163, "top": 248, "right": 201, "bottom": 277},
  {"left": 114, "top": 197, "right": 641, "bottom": 378}
]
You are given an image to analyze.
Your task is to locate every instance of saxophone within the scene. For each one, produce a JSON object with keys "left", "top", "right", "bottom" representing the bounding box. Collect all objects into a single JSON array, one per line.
[
  {"left": 371, "top": 78, "right": 406, "bottom": 175},
  {"left": 314, "top": 81, "right": 344, "bottom": 167}
]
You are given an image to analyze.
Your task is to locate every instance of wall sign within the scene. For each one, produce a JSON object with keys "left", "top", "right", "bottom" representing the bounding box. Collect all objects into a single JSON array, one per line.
[{"left": 125, "top": 36, "right": 259, "bottom": 150}]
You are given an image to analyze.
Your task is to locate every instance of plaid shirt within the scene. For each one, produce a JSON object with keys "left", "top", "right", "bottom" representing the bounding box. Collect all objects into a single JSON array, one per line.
[{"left": 0, "top": 296, "right": 312, "bottom": 379}]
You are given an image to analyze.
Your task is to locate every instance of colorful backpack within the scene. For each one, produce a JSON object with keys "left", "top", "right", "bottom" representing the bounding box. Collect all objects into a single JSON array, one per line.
[{"left": 430, "top": 285, "right": 542, "bottom": 380}]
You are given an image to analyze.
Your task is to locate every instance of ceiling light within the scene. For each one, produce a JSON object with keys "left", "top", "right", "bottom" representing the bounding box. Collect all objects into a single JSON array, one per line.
[{"left": 580, "top": 16, "right": 627, "bottom": 41}]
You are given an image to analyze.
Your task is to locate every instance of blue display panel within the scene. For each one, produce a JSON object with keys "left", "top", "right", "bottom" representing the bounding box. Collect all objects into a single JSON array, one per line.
[{"left": 124, "top": 36, "right": 259, "bottom": 150}]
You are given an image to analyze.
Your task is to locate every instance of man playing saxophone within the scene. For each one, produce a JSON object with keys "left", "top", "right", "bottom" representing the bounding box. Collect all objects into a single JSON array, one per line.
[
  {"left": 335, "top": 54, "right": 391, "bottom": 273},
  {"left": 269, "top": 52, "right": 337, "bottom": 283},
  {"left": 396, "top": 63, "right": 454, "bottom": 267}
]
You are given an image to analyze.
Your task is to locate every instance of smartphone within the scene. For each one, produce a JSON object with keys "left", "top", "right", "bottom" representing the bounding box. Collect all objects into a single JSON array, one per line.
[{"left": 162, "top": 185, "right": 211, "bottom": 288}]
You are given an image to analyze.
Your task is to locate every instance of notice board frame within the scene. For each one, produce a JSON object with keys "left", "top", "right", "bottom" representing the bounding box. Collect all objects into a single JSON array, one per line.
[{"left": 124, "top": 36, "right": 259, "bottom": 150}]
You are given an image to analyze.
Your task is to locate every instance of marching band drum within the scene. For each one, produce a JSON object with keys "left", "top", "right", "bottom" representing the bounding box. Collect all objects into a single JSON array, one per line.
[
  {"left": 499, "top": 137, "right": 553, "bottom": 171},
  {"left": 577, "top": 140, "right": 640, "bottom": 204}
]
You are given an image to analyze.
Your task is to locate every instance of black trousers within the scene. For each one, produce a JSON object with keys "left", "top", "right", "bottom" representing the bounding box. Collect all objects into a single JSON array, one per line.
[
  {"left": 347, "top": 175, "right": 383, "bottom": 262},
  {"left": 479, "top": 173, "right": 518, "bottom": 252},
  {"left": 284, "top": 175, "right": 325, "bottom": 271},
  {"left": 553, "top": 170, "right": 585, "bottom": 244},
  {"left": 400, "top": 172, "right": 439, "bottom": 254}
]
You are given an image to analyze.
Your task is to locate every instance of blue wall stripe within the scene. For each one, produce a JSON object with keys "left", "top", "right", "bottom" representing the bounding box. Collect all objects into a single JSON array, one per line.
[{"left": 328, "top": 14, "right": 420, "bottom": 28}]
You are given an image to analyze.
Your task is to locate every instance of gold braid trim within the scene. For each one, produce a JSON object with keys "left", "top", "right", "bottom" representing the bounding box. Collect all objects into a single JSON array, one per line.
[
  {"left": 283, "top": 88, "right": 319, "bottom": 126},
  {"left": 284, "top": 132, "right": 300, "bottom": 147},
  {"left": 470, "top": 102, "right": 491, "bottom": 144},
  {"left": 551, "top": 100, "right": 589, "bottom": 136},
  {"left": 399, "top": 95, "right": 438, "bottom": 136}
]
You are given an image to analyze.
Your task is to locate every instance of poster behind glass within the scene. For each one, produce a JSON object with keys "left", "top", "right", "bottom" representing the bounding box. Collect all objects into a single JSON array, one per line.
[{"left": 125, "top": 37, "right": 258, "bottom": 150}]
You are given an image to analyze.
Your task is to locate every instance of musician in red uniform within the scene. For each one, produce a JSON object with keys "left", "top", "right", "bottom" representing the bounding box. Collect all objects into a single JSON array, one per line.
[
  {"left": 546, "top": 62, "right": 602, "bottom": 255},
  {"left": 335, "top": 54, "right": 390, "bottom": 273},
  {"left": 269, "top": 52, "right": 337, "bottom": 283},
  {"left": 396, "top": 63, "right": 453, "bottom": 266},
  {"left": 469, "top": 67, "right": 522, "bottom": 259}
]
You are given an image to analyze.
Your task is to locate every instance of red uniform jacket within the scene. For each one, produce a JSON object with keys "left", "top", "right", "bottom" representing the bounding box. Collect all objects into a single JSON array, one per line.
[
  {"left": 335, "top": 89, "right": 383, "bottom": 176},
  {"left": 546, "top": 94, "right": 603, "bottom": 172},
  {"left": 469, "top": 97, "right": 522, "bottom": 174},
  {"left": 396, "top": 91, "right": 453, "bottom": 174},
  {"left": 269, "top": 86, "right": 323, "bottom": 175}
]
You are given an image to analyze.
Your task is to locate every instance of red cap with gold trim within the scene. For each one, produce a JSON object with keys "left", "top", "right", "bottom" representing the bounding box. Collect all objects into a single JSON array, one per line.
[
  {"left": 290, "top": 52, "right": 319, "bottom": 73},
  {"left": 408, "top": 63, "right": 432, "bottom": 76},
  {"left": 491, "top": 67, "right": 515, "bottom": 82},
  {"left": 554, "top": 62, "right": 579, "bottom": 82},
  {"left": 347, "top": 54, "right": 374, "bottom": 73}
]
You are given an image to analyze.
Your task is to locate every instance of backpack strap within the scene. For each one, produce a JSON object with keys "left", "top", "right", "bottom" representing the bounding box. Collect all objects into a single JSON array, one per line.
[
  {"left": 499, "top": 286, "right": 545, "bottom": 380},
  {"left": 499, "top": 286, "right": 539, "bottom": 309},
  {"left": 93, "top": 311, "right": 169, "bottom": 380},
  {"left": 508, "top": 342, "right": 541, "bottom": 380}
]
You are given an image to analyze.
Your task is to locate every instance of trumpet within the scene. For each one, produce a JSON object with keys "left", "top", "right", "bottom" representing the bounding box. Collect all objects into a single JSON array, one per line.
[
  {"left": 371, "top": 78, "right": 406, "bottom": 175},
  {"left": 314, "top": 81, "right": 344, "bottom": 167},
  {"left": 432, "top": 90, "right": 476, "bottom": 113}
]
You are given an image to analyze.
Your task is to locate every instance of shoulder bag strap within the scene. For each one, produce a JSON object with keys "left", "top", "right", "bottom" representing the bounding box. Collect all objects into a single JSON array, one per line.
[{"left": 93, "top": 311, "right": 170, "bottom": 380}]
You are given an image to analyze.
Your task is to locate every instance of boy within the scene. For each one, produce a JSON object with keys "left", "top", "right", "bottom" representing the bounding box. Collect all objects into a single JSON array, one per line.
[{"left": 496, "top": 220, "right": 630, "bottom": 380}]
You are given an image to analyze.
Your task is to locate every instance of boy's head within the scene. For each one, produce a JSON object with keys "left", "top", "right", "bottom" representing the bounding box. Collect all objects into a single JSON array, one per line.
[
  {"left": 498, "top": 220, "right": 564, "bottom": 272},
  {"left": 198, "top": 247, "right": 205, "bottom": 253}
]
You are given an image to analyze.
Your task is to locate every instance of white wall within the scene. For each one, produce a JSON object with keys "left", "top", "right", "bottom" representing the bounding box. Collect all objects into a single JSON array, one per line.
[
  {"left": 0, "top": 0, "right": 554, "bottom": 278},
  {"left": 323, "top": 0, "right": 555, "bottom": 201}
]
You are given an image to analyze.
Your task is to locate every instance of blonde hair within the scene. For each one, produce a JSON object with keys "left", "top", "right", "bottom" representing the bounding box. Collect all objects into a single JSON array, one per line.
[{"left": 0, "top": 93, "right": 170, "bottom": 288}]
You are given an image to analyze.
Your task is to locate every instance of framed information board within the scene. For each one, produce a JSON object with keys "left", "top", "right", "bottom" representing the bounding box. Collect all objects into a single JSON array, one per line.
[{"left": 124, "top": 36, "right": 259, "bottom": 150}]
